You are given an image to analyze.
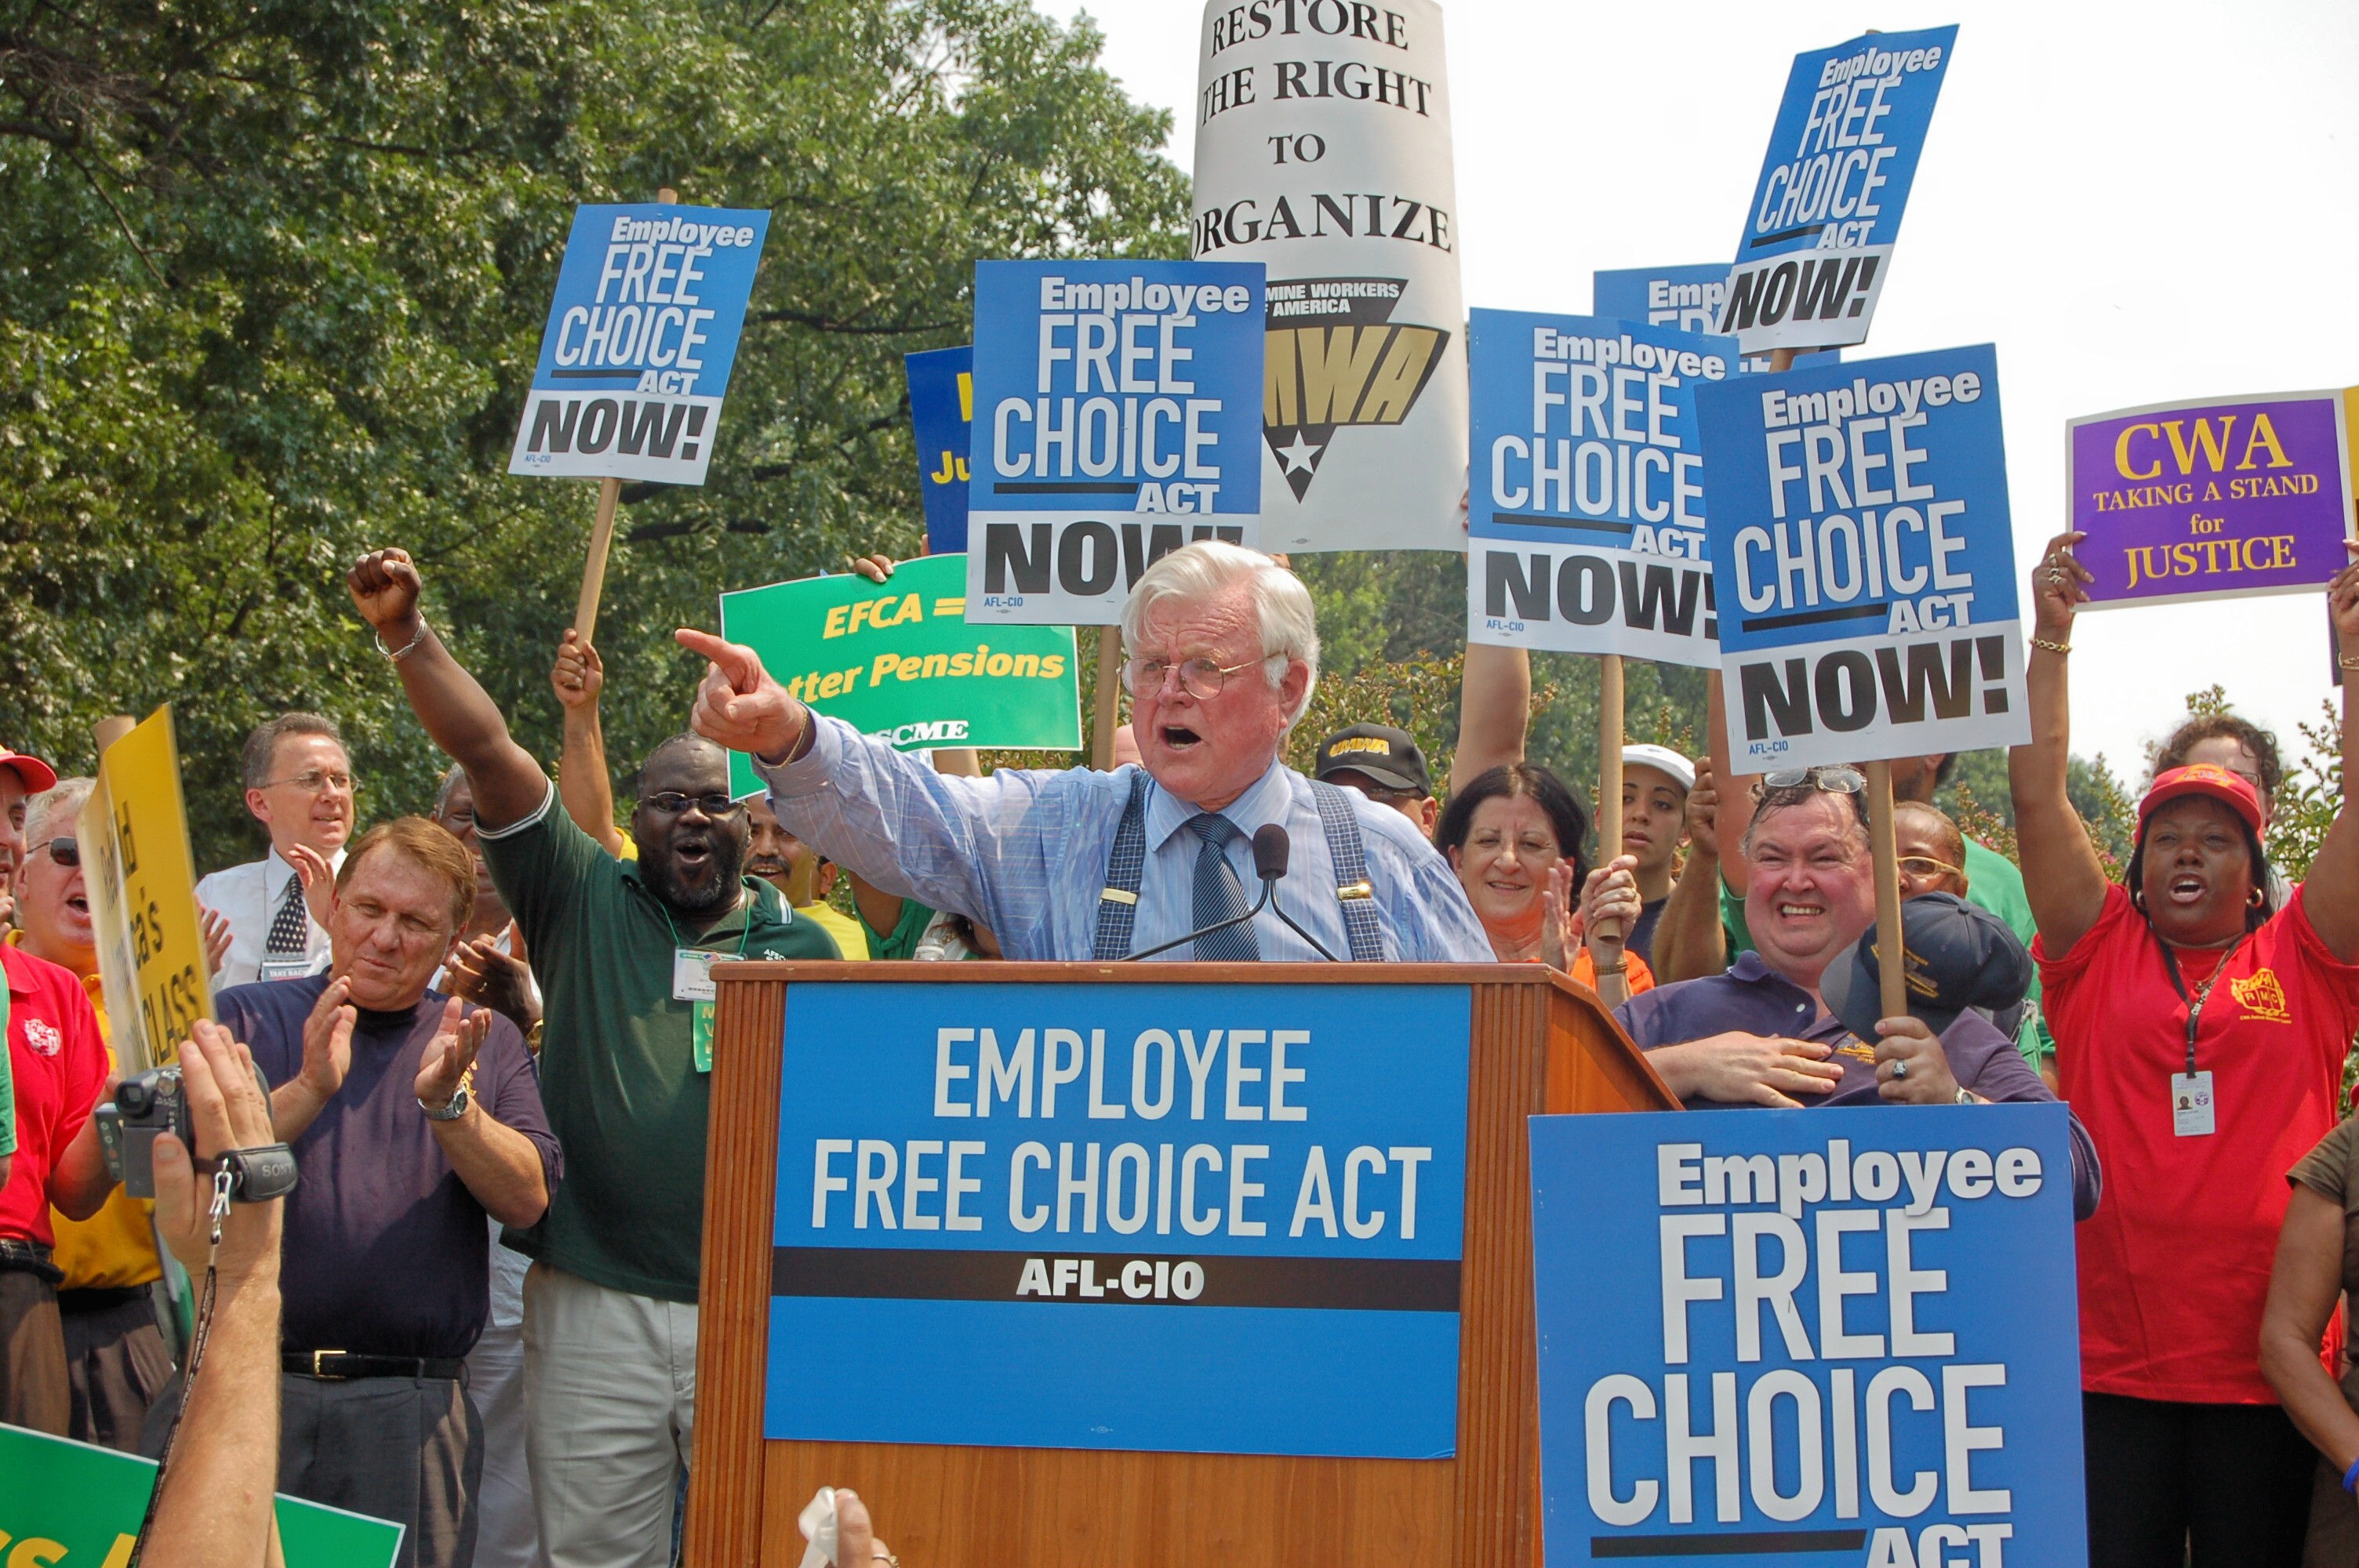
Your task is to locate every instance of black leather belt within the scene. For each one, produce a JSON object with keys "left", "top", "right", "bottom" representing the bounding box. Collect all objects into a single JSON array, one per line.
[
  {"left": 284, "top": 1350, "right": 467, "bottom": 1381},
  {"left": 0, "top": 1238, "right": 62, "bottom": 1286}
]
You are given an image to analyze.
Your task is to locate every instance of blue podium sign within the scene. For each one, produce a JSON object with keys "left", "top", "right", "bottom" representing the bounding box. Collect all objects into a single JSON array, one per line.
[
  {"left": 1532, "top": 1104, "right": 2086, "bottom": 1568},
  {"left": 765, "top": 981, "right": 1470, "bottom": 1458}
]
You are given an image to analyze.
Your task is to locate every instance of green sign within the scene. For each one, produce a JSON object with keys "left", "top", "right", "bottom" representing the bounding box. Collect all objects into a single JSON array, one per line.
[
  {"left": 718, "top": 553, "right": 1081, "bottom": 797},
  {"left": 0, "top": 1422, "right": 403, "bottom": 1566}
]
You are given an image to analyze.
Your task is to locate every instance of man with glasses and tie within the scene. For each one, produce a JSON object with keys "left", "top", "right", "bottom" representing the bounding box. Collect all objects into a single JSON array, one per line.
[
  {"left": 677, "top": 539, "right": 1490, "bottom": 966},
  {"left": 195, "top": 713, "right": 357, "bottom": 988},
  {"left": 342, "top": 548, "right": 838, "bottom": 1568}
]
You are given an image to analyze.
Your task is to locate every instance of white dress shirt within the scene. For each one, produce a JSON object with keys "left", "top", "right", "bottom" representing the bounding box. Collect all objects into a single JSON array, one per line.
[{"left": 195, "top": 844, "right": 345, "bottom": 989}]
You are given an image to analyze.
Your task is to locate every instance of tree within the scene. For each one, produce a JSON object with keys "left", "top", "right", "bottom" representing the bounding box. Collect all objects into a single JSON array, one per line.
[{"left": 1, "top": 0, "right": 1187, "bottom": 869}]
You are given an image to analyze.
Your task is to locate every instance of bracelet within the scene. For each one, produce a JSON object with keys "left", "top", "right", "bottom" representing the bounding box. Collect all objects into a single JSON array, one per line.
[
  {"left": 2028, "top": 636, "right": 2071, "bottom": 655},
  {"left": 2343, "top": 1454, "right": 2359, "bottom": 1494},
  {"left": 1593, "top": 960, "right": 1627, "bottom": 977},
  {"left": 376, "top": 620, "right": 429, "bottom": 662},
  {"left": 2339, "top": 654, "right": 2359, "bottom": 671}
]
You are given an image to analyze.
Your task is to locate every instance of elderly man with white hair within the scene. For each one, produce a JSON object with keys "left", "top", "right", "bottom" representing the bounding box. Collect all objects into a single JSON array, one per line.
[{"left": 679, "top": 542, "right": 1492, "bottom": 962}]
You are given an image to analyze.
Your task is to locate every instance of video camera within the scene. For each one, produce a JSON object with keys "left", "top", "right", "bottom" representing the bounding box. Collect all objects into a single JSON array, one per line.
[{"left": 96, "top": 1065, "right": 297, "bottom": 1202}]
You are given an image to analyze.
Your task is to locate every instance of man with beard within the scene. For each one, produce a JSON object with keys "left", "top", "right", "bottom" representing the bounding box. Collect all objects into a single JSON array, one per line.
[{"left": 344, "top": 549, "right": 838, "bottom": 1568}]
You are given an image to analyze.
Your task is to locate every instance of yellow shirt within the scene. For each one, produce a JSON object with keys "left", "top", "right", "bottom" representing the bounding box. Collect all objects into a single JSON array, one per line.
[
  {"left": 798, "top": 902, "right": 870, "bottom": 961},
  {"left": 5, "top": 933, "right": 162, "bottom": 1290}
]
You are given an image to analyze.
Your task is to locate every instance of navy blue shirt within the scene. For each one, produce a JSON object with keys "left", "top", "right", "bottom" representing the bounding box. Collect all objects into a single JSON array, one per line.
[
  {"left": 1614, "top": 953, "right": 2102, "bottom": 1219},
  {"left": 218, "top": 975, "right": 561, "bottom": 1358}
]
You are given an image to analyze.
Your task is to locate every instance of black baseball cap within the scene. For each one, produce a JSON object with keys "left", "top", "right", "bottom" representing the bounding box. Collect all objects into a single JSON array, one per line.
[
  {"left": 1313, "top": 724, "right": 1433, "bottom": 796},
  {"left": 1819, "top": 892, "right": 2033, "bottom": 1041}
]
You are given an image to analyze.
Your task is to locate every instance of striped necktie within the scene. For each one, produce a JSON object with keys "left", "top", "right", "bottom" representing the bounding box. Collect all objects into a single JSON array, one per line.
[{"left": 1187, "top": 814, "right": 1259, "bottom": 962}]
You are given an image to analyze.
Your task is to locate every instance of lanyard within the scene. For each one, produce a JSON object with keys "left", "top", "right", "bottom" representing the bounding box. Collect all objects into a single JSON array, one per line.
[
  {"left": 2160, "top": 935, "right": 2246, "bottom": 1079},
  {"left": 656, "top": 884, "right": 755, "bottom": 965}
]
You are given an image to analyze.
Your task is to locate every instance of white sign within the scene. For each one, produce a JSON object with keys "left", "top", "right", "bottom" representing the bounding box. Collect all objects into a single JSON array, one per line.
[{"left": 1190, "top": 0, "right": 1467, "bottom": 554}]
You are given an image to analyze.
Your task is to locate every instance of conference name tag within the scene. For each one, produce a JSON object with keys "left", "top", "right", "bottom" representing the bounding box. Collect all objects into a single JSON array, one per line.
[
  {"left": 2172, "top": 1070, "right": 2216, "bottom": 1137},
  {"left": 674, "top": 948, "right": 719, "bottom": 1003}
]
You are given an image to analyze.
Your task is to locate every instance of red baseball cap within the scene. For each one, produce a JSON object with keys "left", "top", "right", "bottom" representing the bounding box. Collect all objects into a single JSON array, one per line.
[
  {"left": 0, "top": 746, "right": 56, "bottom": 794},
  {"left": 2139, "top": 763, "right": 2263, "bottom": 834}
]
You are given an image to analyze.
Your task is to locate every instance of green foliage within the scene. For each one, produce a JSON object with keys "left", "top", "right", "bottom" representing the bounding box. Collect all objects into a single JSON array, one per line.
[
  {"left": 2268, "top": 700, "right": 2344, "bottom": 884},
  {"left": 2, "top": 0, "right": 1187, "bottom": 869}
]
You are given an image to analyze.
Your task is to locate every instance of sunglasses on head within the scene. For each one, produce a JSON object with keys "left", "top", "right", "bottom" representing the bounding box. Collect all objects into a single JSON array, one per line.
[{"left": 1759, "top": 766, "right": 1866, "bottom": 794}]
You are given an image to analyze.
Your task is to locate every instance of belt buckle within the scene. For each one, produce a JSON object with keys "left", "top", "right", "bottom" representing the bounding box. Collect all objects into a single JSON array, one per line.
[{"left": 311, "top": 1349, "right": 348, "bottom": 1380}]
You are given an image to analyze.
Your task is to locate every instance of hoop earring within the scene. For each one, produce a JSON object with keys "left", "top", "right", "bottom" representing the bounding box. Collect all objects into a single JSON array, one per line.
[{"left": 2249, "top": 887, "right": 2266, "bottom": 908}]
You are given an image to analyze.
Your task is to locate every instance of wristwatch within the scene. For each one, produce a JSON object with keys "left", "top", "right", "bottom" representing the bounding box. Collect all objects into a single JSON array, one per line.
[{"left": 420, "top": 1080, "right": 471, "bottom": 1123}]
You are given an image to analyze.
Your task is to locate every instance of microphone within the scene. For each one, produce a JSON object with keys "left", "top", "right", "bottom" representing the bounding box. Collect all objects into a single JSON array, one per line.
[
  {"left": 1125, "top": 825, "right": 1343, "bottom": 962},
  {"left": 1256, "top": 825, "right": 1340, "bottom": 961}
]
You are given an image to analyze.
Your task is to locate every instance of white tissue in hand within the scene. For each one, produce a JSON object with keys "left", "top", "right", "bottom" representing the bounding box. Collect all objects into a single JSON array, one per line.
[{"left": 797, "top": 1485, "right": 838, "bottom": 1568}]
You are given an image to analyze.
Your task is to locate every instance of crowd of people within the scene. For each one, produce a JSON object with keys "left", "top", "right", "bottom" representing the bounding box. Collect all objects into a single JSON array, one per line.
[{"left": 0, "top": 532, "right": 2353, "bottom": 1568}]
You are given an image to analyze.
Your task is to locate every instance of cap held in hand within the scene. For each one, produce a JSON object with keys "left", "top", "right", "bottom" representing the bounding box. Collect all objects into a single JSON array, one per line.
[{"left": 1820, "top": 891, "right": 2033, "bottom": 1042}]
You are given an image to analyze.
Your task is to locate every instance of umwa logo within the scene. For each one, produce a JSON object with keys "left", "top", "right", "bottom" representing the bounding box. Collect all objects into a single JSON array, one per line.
[{"left": 1262, "top": 276, "right": 1448, "bottom": 501}]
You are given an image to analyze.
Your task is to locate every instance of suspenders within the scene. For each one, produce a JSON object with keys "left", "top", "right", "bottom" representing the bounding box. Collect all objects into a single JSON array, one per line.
[{"left": 1089, "top": 771, "right": 1385, "bottom": 962}]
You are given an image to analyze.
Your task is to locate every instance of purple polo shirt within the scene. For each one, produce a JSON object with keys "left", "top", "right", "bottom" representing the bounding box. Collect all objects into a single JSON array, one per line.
[
  {"left": 1614, "top": 953, "right": 2102, "bottom": 1219},
  {"left": 218, "top": 975, "right": 562, "bottom": 1359}
]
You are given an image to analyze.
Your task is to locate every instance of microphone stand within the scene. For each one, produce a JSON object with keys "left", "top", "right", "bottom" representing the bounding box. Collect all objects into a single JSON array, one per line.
[
  {"left": 1121, "top": 877, "right": 1277, "bottom": 962},
  {"left": 1265, "top": 886, "right": 1340, "bottom": 961}
]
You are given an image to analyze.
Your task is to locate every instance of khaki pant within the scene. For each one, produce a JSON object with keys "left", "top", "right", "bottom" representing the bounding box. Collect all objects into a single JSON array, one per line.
[
  {"left": 0, "top": 1267, "right": 68, "bottom": 1436},
  {"left": 522, "top": 1263, "right": 697, "bottom": 1568}
]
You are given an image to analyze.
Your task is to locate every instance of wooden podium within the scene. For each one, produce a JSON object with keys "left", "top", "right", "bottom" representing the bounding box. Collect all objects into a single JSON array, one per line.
[{"left": 685, "top": 962, "right": 1677, "bottom": 1568}]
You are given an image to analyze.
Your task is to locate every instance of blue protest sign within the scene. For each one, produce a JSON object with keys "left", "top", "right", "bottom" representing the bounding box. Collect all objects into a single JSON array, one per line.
[
  {"left": 1694, "top": 345, "right": 2026, "bottom": 768},
  {"left": 765, "top": 980, "right": 1469, "bottom": 1457},
  {"left": 1532, "top": 1104, "right": 2087, "bottom": 1568},
  {"left": 965, "top": 259, "right": 1265, "bottom": 624},
  {"left": 1595, "top": 266, "right": 1837, "bottom": 376},
  {"left": 907, "top": 346, "right": 973, "bottom": 555},
  {"left": 1715, "top": 27, "right": 1957, "bottom": 354},
  {"left": 1467, "top": 310, "right": 1736, "bottom": 668},
  {"left": 507, "top": 202, "right": 771, "bottom": 485}
]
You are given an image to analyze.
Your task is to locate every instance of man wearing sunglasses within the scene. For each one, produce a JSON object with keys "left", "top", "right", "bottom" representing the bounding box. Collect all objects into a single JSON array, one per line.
[
  {"left": 0, "top": 747, "right": 114, "bottom": 1436},
  {"left": 344, "top": 549, "right": 838, "bottom": 1568},
  {"left": 194, "top": 713, "right": 357, "bottom": 988},
  {"left": 9, "top": 781, "right": 173, "bottom": 1453},
  {"left": 679, "top": 540, "right": 1491, "bottom": 966}
]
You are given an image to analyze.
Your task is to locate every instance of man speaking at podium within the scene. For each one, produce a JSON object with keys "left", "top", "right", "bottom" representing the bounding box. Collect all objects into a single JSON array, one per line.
[{"left": 681, "top": 541, "right": 1492, "bottom": 964}]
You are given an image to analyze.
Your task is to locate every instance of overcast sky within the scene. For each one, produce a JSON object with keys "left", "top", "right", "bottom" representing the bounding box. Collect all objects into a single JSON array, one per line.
[{"left": 1069, "top": 0, "right": 2359, "bottom": 782}]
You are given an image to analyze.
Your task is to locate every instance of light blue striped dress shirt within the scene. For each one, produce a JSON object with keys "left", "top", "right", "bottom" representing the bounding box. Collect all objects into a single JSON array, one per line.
[{"left": 754, "top": 716, "right": 1494, "bottom": 964}]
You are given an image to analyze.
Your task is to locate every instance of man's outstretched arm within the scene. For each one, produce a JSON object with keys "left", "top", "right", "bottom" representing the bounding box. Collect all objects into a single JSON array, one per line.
[{"left": 348, "top": 550, "right": 548, "bottom": 831}]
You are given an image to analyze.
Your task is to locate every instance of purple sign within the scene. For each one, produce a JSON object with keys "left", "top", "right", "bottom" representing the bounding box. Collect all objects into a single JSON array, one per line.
[{"left": 2068, "top": 392, "right": 2352, "bottom": 608}]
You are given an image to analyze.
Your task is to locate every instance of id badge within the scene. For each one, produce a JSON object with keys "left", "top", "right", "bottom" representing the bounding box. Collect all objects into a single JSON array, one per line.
[
  {"left": 672, "top": 948, "right": 718, "bottom": 1003},
  {"left": 257, "top": 956, "right": 316, "bottom": 984},
  {"left": 692, "top": 1000, "right": 715, "bottom": 1073},
  {"left": 2172, "top": 1071, "right": 2216, "bottom": 1137}
]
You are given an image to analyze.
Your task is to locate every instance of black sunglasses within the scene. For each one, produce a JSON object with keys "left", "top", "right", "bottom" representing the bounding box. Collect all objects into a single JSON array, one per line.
[{"left": 40, "top": 837, "right": 77, "bottom": 868}]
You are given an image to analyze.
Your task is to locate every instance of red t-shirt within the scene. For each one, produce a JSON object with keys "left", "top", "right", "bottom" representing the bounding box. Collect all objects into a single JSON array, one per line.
[
  {"left": 2040, "top": 882, "right": 2359, "bottom": 1403},
  {"left": 0, "top": 943, "right": 109, "bottom": 1247}
]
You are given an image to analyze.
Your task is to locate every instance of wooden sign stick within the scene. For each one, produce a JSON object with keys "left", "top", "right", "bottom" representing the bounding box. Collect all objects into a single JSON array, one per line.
[
  {"left": 1865, "top": 758, "right": 1909, "bottom": 1019},
  {"left": 1091, "top": 626, "right": 1123, "bottom": 770},
  {"left": 572, "top": 183, "right": 679, "bottom": 645},
  {"left": 1594, "top": 654, "right": 1625, "bottom": 942}
]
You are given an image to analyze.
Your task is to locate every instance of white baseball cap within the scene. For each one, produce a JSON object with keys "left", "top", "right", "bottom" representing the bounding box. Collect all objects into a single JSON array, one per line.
[{"left": 1621, "top": 744, "right": 1695, "bottom": 793}]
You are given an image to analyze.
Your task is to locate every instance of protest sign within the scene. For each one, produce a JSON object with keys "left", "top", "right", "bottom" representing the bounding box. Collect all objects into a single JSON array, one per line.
[
  {"left": 965, "top": 260, "right": 1263, "bottom": 625},
  {"left": 1696, "top": 345, "right": 2027, "bottom": 769},
  {"left": 507, "top": 201, "right": 772, "bottom": 487},
  {"left": 765, "top": 980, "right": 1470, "bottom": 1457},
  {"left": 1716, "top": 27, "right": 1957, "bottom": 354},
  {"left": 1532, "top": 1104, "right": 2085, "bottom": 1567},
  {"left": 1466, "top": 310, "right": 1736, "bottom": 668},
  {"left": 719, "top": 554, "right": 1078, "bottom": 797},
  {"left": 1190, "top": 0, "right": 1467, "bottom": 554},
  {"left": 0, "top": 1422, "right": 404, "bottom": 1567},
  {"left": 907, "top": 345, "right": 974, "bottom": 555},
  {"left": 2066, "top": 391, "right": 2354, "bottom": 608},
  {"left": 1597, "top": 265, "right": 1839, "bottom": 376},
  {"left": 78, "top": 706, "right": 208, "bottom": 1074}
]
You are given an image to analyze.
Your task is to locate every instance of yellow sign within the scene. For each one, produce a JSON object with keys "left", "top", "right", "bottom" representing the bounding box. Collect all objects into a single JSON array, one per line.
[{"left": 78, "top": 706, "right": 209, "bottom": 1073}]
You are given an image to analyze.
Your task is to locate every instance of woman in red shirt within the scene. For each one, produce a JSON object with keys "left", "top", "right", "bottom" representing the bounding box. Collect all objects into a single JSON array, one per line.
[{"left": 2012, "top": 532, "right": 2359, "bottom": 1567}]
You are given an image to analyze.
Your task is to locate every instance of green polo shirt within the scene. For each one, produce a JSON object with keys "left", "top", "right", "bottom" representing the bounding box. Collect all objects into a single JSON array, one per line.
[
  {"left": 481, "top": 786, "right": 837, "bottom": 1303},
  {"left": 1717, "top": 835, "right": 2056, "bottom": 1067}
]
